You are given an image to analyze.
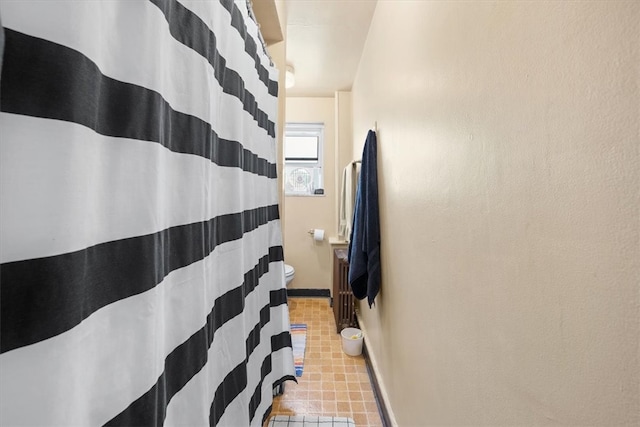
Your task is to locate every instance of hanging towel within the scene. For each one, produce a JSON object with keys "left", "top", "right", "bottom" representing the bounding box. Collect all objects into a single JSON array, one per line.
[
  {"left": 338, "top": 162, "right": 359, "bottom": 240},
  {"left": 348, "top": 130, "right": 380, "bottom": 307},
  {"left": 338, "top": 166, "right": 349, "bottom": 238}
]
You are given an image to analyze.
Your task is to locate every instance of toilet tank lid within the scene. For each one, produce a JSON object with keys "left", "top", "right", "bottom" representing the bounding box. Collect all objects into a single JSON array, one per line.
[{"left": 284, "top": 264, "right": 294, "bottom": 275}]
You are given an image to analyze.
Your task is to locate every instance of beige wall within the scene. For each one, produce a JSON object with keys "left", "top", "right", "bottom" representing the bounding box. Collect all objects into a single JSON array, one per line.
[
  {"left": 352, "top": 1, "right": 640, "bottom": 426},
  {"left": 335, "top": 92, "right": 354, "bottom": 234},
  {"left": 267, "top": 40, "right": 286, "bottom": 227},
  {"left": 284, "top": 97, "right": 336, "bottom": 289},
  {"left": 261, "top": 0, "right": 287, "bottom": 231}
]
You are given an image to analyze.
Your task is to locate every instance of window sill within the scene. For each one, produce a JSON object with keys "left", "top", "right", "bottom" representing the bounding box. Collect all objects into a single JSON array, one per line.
[{"left": 284, "top": 193, "right": 326, "bottom": 197}]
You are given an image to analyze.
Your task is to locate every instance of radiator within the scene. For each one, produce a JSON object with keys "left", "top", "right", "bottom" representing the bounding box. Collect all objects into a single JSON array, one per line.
[{"left": 333, "top": 249, "right": 356, "bottom": 333}]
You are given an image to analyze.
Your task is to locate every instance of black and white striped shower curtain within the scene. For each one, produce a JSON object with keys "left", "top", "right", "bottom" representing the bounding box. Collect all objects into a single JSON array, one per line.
[{"left": 0, "top": 1, "right": 295, "bottom": 425}]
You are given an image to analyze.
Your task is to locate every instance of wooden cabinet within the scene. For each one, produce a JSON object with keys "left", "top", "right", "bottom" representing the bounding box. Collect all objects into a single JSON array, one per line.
[{"left": 333, "top": 249, "right": 356, "bottom": 333}]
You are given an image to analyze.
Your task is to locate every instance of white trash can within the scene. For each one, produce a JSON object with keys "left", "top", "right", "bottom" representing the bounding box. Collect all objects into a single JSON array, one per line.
[{"left": 340, "top": 327, "right": 363, "bottom": 356}]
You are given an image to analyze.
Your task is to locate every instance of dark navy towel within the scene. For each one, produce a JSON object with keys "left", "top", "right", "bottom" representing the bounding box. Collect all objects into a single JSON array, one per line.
[{"left": 348, "top": 130, "right": 380, "bottom": 307}]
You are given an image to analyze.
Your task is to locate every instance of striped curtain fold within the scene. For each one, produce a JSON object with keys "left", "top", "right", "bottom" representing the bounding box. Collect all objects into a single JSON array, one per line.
[{"left": 0, "top": 1, "right": 295, "bottom": 425}]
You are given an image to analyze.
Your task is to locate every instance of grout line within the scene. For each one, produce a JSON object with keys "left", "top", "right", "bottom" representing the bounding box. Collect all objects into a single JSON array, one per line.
[{"left": 267, "top": 297, "right": 383, "bottom": 427}]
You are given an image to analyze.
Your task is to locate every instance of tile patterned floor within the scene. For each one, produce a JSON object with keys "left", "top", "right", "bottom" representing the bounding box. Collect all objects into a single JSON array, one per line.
[{"left": 267, "top": 298, "right": 383, "bottom": 427}]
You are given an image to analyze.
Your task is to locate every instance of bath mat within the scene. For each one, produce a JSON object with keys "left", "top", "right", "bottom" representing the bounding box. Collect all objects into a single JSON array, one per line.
[
  {"left": 268, "top": 415, "right": 355, "bottom": 427},
  {"left": 290, "top": 323, "right": 307, "bottom": 377}
]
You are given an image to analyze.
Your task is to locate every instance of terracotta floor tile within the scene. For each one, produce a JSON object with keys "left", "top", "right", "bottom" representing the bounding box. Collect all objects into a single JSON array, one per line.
[
  {"left": 276, "top": 406, "right": 295, "bottom": 416},
  {"left": 279, "top": 400, "right": 306, "bottom": 413},
  {"left": 280, "top": 389, "right": 294, "bottom": 400},
  {"left": 294, "top": 390, "right": 309, "bottom": 400},
  {"left": 333, "top": 382, "right": 349, "bottom": 392},
  {"left": 356, "top": 364, "right": 368, "bottom": 373},
  {"left": 352, "top": 412, "right": 369, "bottom": 425},
  {"left": 350, "top": 400, "right": 366, "bottom": 413},
  {"left": 267, "top": 297, "right": 383, "bottom": 426},
  {"left": 367, "top": 412, "right": 384, "bottom": 426},
  {"left": 348, "top": 390, "right": 363, "bottom": 401},
  {"left": 336, "top": 401, "right": 351, "bottom": 413},
  {"left": 335, "top": 363, "right": 348, "bottom": 370},
  {"left": 331, "top": 365, "right": 345, "bottom": 375},
  {"left": 362, "top": 390, "right": 376, "bottom": 402},
  {"left": 344, "top": 365, "right": 356, "bottom": 373},
  {"left": 346, "top": 381, "right": 361, "bottom": 391},
  {"left": 309, "top": 400, "right": 325, "bottom": 415},
  {"left": 321, "top": 361, "right": 335, "bottom": 370},
  {"left": 307, "top": 381, "right": 322, "bottom": 391},
  {"left": 335, "top": 390, "right": 350, "bottom": 400},
  {"left": 321, "top": 382, "right": 336, "bottom": 392},
  {"left": 322, "top": 390, "right": 336, "bottom": 401},
  {"left": 364, "top": 400, "right": 379, "bottom": 413},
  {"left": 309, "top": 373, "right": 322, "bottom": 381},
  {"left": 322, "top": 401, "right": 338, "bottom": 414},
  {"left": 308, "top": 390, "right": 323, "bottom": 401}
]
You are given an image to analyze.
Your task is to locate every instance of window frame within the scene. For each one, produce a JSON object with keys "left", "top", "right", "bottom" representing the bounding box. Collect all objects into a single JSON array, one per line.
[{"left": 284, "top": 122, "right": 325, "bottom": 197}]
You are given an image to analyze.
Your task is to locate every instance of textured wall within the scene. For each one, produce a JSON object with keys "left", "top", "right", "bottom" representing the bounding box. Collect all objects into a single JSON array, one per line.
[
  {"left": 335, "top": 91, "right": 354, "bottom": 234},
  {"left": 352, "top": 1, "right": 639, "bottom": 425},
  {"left": 284, "top": 97, "right": 336, "bottom": 290}
]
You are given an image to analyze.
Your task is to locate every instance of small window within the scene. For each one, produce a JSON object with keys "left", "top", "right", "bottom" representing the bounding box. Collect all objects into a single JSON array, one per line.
[
  {"left": 284, "top": 123, "right": 324, "bottom": 196},
  {"left": 285, "top": 136, "right": 319, "bottom": 162}
]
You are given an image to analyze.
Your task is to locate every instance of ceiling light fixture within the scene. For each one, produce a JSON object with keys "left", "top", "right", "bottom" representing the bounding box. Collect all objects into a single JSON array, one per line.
[{"left": 285, "top": 65, "right": 295, "bottom": 89}]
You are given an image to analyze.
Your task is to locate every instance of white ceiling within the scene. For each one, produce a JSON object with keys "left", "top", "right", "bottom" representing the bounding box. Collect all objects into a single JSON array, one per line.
[{"left": 283, "top": 0, "right": 378, "bottom": 97}]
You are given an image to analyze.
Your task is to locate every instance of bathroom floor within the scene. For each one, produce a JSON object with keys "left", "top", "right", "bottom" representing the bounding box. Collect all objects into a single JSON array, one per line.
[{"left": 266, "top": 297, "right": 384, "bottom": 427}]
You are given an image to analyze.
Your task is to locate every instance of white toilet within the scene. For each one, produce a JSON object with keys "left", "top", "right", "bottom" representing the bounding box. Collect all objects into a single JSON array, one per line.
[{"left": 284, "top": 264, "right": 295, "bottom": 287}]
